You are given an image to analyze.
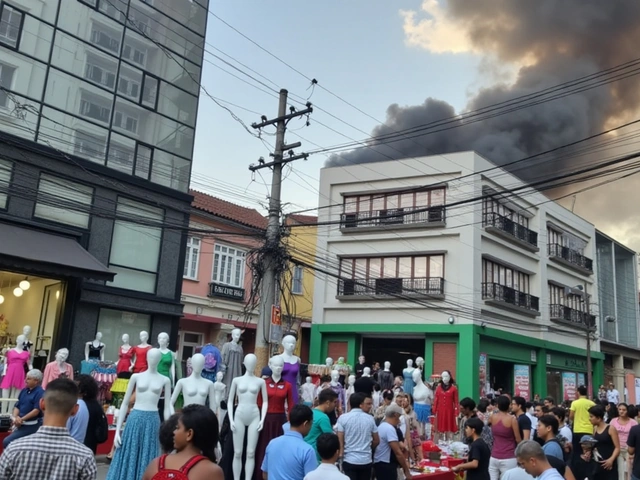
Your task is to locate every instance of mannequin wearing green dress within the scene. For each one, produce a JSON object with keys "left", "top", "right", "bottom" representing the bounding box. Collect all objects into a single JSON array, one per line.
[{"left": 157, "top": 332, "right": 176, "bottom": 419}]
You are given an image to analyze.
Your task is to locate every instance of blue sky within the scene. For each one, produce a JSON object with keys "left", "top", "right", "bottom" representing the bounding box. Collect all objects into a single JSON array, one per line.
[{"left": 192, "top": 1, "right": 480, "bottom": 214}]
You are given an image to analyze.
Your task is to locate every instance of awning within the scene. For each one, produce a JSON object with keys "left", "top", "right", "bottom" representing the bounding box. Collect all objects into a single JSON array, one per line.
[{"left": 0, "top": 223, "right": 115, "bottom": 281}]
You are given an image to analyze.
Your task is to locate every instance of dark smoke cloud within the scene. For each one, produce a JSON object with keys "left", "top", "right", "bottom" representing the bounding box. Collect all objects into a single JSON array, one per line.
[{"left": 327, "top": 0, "right": 640, "bottom": 248}]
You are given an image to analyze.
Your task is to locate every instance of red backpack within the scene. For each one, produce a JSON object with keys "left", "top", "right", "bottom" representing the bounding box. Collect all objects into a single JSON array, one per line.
[{"left": 152, "top": 454, "right": 207, "bottom": 480}]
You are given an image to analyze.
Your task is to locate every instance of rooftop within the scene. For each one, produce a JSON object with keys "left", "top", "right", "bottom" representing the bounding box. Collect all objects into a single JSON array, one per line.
[{"left": 190, "top": 190, "right": 267, "bottom": 230}]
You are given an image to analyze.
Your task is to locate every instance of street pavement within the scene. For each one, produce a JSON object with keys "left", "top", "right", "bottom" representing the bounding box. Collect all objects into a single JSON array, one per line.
[{"left": 96, "top": 457, "right": 109, "bottom": 480}]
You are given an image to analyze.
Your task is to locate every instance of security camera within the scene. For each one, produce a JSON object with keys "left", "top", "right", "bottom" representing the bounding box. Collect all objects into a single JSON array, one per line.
[{"left": 448, "top": 316, "right": 455, "bottom": 325}]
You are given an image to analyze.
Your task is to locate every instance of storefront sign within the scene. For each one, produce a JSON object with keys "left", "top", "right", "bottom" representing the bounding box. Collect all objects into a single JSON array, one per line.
[
  {"left": 564, "top": 358, "right": 587, "bottom": 369},
  {"left": 563, "top": 372, "right": 577, "bottom": 401},
  {"left": 208, "top": 282, "right": 245, "bottom": 302},
  {"left": 577, "top": 373, "right": 586, "bottom": 388},
  {"left": 530, "top": 350, "right": 537, "bottom": 362},
  {"left": 514, "top": 365, "right": 530, "bottom": 400},
  {"left": 479, "top": 353, "right": 487, "bottom": 398}
]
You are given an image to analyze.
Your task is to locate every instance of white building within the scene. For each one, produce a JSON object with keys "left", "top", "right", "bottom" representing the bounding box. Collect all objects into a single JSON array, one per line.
[{"left": 310, "top": 151, "right": 604, "bottom": 400}]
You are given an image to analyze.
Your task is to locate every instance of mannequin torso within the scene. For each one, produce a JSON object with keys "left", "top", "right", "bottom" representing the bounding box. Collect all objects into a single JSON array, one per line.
[
  {"left": 43, "top": 349, "right": 73, "bottom": 388},
  {"left": 403, "top": 360, "right": 416, "bottom": 395},
  {"left": 117, "top": 342, "right": 133, "bottom": 374},
  {"left": 221, "top": 329, "right": 244, "bottom": 400},
  {"left": 278, "top": 335, "right": 300, "bottom": 405},
  {"left": 432, "top": 371, "right": 459, "bottom": 433},
  {"left": 301, "top": 377, "right": 317, "bottom": 405},
  {"left": 171, "top": 354, "right": 214, "bottom": 410}
]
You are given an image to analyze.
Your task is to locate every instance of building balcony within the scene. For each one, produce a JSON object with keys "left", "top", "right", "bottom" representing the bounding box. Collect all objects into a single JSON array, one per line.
[
  {"left": 483, "top": 212, "right": 539, "bottom": 252},
  {"left": 548, "top": 244, "right": 593, "bottom": 274},
  {"left": 549, "top": 304, "right": 596, "bottom": 329},
  {"left": 337, "top": 276, "right": 444, "bottom": 300},
  {"left": 340, "top": 205, "right": 445, "bottom": 232},
  {"left": 482, "top": 282, "right": 540, "bottom": 316}
]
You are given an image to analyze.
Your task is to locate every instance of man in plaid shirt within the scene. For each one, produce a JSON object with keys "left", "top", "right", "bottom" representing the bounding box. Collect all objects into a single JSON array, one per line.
[{"left": 0, "top": 378, "right": 97, "bottom": 479}]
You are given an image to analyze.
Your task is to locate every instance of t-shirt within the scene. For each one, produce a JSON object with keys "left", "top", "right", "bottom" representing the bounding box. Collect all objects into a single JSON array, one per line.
[
  {"left": 570, "top": 397, "right": 596, "bottom": 433},
  {"left": 537, "top": 466, "right": 564, "bottom": 480},
  {"left": 305, "top": 409, "right": 334, "bottom": 461},
  {"left": 467, "top": 438, "right": 491, "bottom": 480},
  {"left": 627, "top": 424, "right": 640, "bottom": 478},
  {"left": 542, "top": 439, "right": 564, "bottom": 461},
  {"left": 353, "top": 376, "right": 376, "bottom": 397},
  {"left": 559, "top": 425, "right": 573, "bottom": 444},
  {"left": 373, "top": 422, "right": 398, "bottom": 464},
  {"left": 517, "top": 414, "right": 532, "bottom": 440},
  {"left": 607, "top": 389, "right": 620, "bottom": 404}
]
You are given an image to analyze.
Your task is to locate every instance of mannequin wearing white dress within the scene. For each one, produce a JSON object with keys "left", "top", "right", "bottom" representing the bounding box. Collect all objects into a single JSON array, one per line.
[
  {"left": 228, "top": 353, "right": 268, "bottom": 480},
  {"left": 171, "top": 353, "right": 215, "bottom": 411},
  {"left": 301, "top": 377, "right": 317, "bottom": 406},
  {"left": 1, "top": 335, "right": 27, "bottom": 414},
  {"left": 346, "top": 375, "right": 356, "bottom": 411}
]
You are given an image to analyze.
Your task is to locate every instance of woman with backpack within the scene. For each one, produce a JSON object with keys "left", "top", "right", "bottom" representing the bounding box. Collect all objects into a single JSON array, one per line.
[
  {"left": 76, "top": 374, "right": 107, "bottom": 454},
  {"left": 142, "top": 404, "right": 224, "bottom": 480}
]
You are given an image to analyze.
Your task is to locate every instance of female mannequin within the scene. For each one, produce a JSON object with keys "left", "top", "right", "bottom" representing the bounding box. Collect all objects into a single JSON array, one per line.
[
  {"left": 355, "top": 355, "right": 367, "bottom": 378},
  {"left": 330, "top": 369, "right": 346, "bottom": 417},
  {"left": 130, "top": 331, "right": 152, "bottom": 373},
  {"left": 107, "top": 348, "right": 172, "bottom": 480},
  {"left": 221, "top": 328, "right": 243, "bottom": 400},
  {"left": 255, "top": 355, "right": 294, "bottom": 480},
  {"left": 412, "top": 368, "right": 434, "bottom": 437},
  {"left": 325, "top": 357, "right": 334, "bottom": 368},
  {"left": 346, "top": 375, "right": 356, "bottom": 411},
  {"left": 415, "top": 357, "right": 425, "bottom": 371},
  {"left": 403, "top": 359, "right": 416, "bottom": 395},
  {"left": 116, "top": 334, "right": 133, "bottom": 375},
  {"left": 278, "top": 334, "right": 301, "bottom": 405},
  {"left": 228, "top": 353, "right": 268, "bottom": 480},
  {"left": 22, "top": 326, "right": 34, "bottom": 370},
  {"left": 301, "top": 376, "right": 317, "bottom": 406},
  {"left": 171, "top": 353, "right": 215, "bottom": 411},
  {"left": 378, "top": 361, "right": 394, "bottom": 391},
  {"left": 156, "top": 332, "right": 176, "bottom": 386},
  {"left": 432, "top": 370, "right": 459, "bottom": 440},
  {"left": 1, "top": 335, "right": 28, "bottom": 414},
  {"left": 213, "top": 371, "right": 226, "bottom": 420},
  {"left": 85, "top": 332, "right": 105, "bottom": 362},
  {"left": 42, "top": 348, "right": 73, "bottom": 388}
]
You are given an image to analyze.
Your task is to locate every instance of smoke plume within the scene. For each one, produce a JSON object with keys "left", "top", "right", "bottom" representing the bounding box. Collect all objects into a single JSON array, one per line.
[{"left": 327, "top": 0, "right": 640, "bottom": 248}]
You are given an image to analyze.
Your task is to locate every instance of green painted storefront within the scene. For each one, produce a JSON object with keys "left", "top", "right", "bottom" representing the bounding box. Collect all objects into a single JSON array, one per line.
[{"left": 310, "top": 323, "right": 604, "bottom": 400}]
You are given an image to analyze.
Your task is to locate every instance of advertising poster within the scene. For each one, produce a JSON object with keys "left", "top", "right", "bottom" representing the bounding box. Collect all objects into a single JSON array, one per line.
[
  {"left": 577, "top": 373, "right": 586, "bottom": 388},
  {"left": 479, "top": 353, "right": 487, "bottom": 398},
  {"left": 563, "top": 372, "right": 577, "bottom": 401},
  {"left": 514, "top": 365, "right": 530, "bottom": 400}
]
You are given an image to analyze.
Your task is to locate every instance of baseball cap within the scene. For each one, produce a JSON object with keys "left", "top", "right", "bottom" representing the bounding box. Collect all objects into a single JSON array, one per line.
[
  {"left": 580, "top": 435, "right": 598, "bottom": 445},
  {"left": 385, "top": 404, "right": 404, "bottom": 417}
]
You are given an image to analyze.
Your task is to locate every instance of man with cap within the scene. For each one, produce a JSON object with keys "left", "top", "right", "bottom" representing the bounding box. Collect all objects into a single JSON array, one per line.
[{"left": 373, "top": 404, "right": 412, "bottom": 480}]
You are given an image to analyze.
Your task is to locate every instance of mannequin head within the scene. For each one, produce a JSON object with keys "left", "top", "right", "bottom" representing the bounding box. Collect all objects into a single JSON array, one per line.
[
  {"left": 406, "top": 359, "right": 414, "bottom": 368},
  {"left": 140, "top": 331, "right": 149, "bottom": 344},
  {"left": 325, "top": 357, "right": 334, "bottom": 367},
  {"left": 146, "top": 348, "right": 161, "bottom": 369},
  {"left": 122, "top": 334, "right": 130, "bottom": 344},
  {"left": 269, "top": 355, "right": 284, "bottom": 379},
  {"left": 442, "top": 370, "right": 453, "bottom": 385},
  {"left": 330, "top": 369, "right": 340, "bottom": 383},
  {"left": 190, "top": 353, "right": 205, "bottom": 374},
  {"left": 231, "top": 328, "right": 241, "bottom": 344},
  {"left": 157, "top": 332, "right": 170, "bottom": 349},
  {"left": 95, "top": 332, "right": 102, "bottom": 342},
  {"left": 415, "top": 357, "right": 424, "bottom": 367},
  {"left": 15, "top": 335, "right": 25, "bottom": 349},
  {"left": 306, "top": 376, "right": 312, "bottom": 384},
  {"left": 55, "top": 348, "right": 69, "bottom": 363},
  {"left": 216, "top": 371, "right": 224, "bottom": 383},
  {"left": 363, "top": 367, "right": 371, "bottom": 377},
  {"left": 337, "top": 356, "right": 344, "bottom": 364},
  {"left": 243, "top": 353, "right": 257, "bottom": 373},
  {"left": 348, "top": 375, "right": 355, "bottom": 386},
  {"left": 22, "top": 326, "right": 31, "bottom": 338},
  {"left": 384, "top": 361, "right": 391, "bottom": 370},
  {"left": 358, "top": 355, "right": 365, "bottom": 364},
  {"left": 282, "top": 335, "right": 297, "bottom": 355},
  {"left": 412, "top": 369, "right": 422, "bottom": 383}
]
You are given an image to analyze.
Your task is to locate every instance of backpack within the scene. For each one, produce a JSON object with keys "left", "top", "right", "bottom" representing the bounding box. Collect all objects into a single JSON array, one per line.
[
  {"left": 152, "top": 454, "right": 206, "bottom": 480},
  {"left": 95, "top": 409, "right": 109, "bottom": 444},
  {"left": 548, "top": 437, "right": 571, "bottom": 464}
]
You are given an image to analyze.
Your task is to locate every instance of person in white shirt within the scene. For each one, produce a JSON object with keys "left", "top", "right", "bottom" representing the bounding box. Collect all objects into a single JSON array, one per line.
[
  {"left": 304, "top": 433, "right": 349, "bottom": 480},
  {"left": 515, "top": 441, "right": 564, "bottom": 480},
  {"left": 607, "top": 383, "right": 621, "bottom": 404}
]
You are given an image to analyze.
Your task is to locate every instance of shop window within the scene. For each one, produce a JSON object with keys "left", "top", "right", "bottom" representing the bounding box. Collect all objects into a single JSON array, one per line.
[
  {"left": 183, "top": 237, "right": 200, "bottom": 280},
  {"left": 97, "top": 308, "right": 151, "bottom": 361},
  {"left": 0, "top": 160, "right": 11, "bottom": 209},
  {"left": 34, "top": 174, "right": 94, "bottom": 228},
  {"left": 108, "top": 198, "right": 163, "bottom": 293}
]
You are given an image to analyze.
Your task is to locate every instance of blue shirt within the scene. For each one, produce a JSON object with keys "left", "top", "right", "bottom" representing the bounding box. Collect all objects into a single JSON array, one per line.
[
  {"left": 336, "top": 408, "right": 378, "bottom": 465},
  {"left": 66, "top": 399, "right": 89, "bottom": 443},
  {"left": 373, "top": 422, "right": 398, "bottom": 464},
  {"left": 262, "top": 431, "right": 317, "bottom": 480},
  {"left": 15, "top": 386, "right": 44, "bottom": 421},
  {"left": 542, "top": 439, "right": 564, "bottom": 461}
]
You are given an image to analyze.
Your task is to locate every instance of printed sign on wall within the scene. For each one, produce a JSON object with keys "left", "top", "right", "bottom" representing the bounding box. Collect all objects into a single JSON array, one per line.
[
  {"left": 563, "top": 372, "right": 577, "bottom": 401},
  {"left": 514, "top": 365, "right": 530, "bottom": 400}
]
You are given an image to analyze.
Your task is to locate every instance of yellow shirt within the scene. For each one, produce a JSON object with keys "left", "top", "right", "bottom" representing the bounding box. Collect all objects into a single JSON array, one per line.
[{"left": 570, "top": 397, "right": 595, "bottom": 433}]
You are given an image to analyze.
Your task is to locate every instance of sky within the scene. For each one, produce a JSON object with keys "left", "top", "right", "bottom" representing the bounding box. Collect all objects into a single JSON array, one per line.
[{"left": 192, "top": 0, "right": 482, "bottom": 214}]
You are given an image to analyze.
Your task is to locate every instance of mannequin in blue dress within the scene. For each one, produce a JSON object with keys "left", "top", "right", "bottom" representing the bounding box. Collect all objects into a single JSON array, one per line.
[{"left": 403, "top": 359, "right": 416, "bottom": 395}]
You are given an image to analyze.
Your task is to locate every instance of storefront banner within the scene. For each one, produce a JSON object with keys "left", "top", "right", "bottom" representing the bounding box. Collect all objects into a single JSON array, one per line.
[
  {"left": 563, "top": 372, "right": 577, "bottom": 401},
  {"left": 577, "top": 373, "right": 586, "bottom": 388},
  {"left": 514, "top": 365, "right": 530, "bottom": 400},
  {"left": 479, "top": 353, "right": 487, "bottom": 398},
  {"left": 635, "top": 378, "right": 640, "bottom": 405}
]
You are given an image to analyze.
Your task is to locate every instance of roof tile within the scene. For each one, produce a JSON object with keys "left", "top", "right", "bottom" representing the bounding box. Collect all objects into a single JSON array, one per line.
[{"left": 190, "top": 190, "right": 267, "bottom": 230}]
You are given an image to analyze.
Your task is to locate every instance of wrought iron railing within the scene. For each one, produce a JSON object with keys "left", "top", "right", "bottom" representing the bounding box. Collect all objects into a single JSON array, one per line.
[
  {"left": 483, "top": 212, "right": 538, "bottom": 247},
  {"left": 482, "top": 282, "right": 539, "bottom": 311},
  {"left": 548, "top": 244, "right": 593, "bottom": 272},
  {"left": 337, "top": 276, "right": 444, "bottom": 297},
  {"left": 549, "top": 304, "right": 596, "bottom": 328},
  {"left": 340, "top": 205, "right": 445, "bottom": 229}
]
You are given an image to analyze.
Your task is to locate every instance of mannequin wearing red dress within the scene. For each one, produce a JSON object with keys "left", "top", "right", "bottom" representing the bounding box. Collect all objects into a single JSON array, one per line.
[{"left": 432, "top": 370, "right": 459, "bottom": 440}]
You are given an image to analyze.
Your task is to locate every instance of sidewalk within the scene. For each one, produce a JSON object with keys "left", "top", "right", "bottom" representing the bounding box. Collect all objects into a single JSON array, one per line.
[{"left": 96, "top": 456, "right": 109, "bottom": 480}]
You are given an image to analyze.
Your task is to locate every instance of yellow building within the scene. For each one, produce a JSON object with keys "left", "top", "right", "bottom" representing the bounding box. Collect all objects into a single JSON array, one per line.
[{"left": 281, "top": 214, "right": 317, "bottom": 362}]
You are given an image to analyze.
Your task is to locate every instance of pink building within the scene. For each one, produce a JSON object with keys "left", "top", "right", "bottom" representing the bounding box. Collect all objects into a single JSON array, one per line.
[{"left": 177, "top": 190, "right": 267, "bottom": 361}]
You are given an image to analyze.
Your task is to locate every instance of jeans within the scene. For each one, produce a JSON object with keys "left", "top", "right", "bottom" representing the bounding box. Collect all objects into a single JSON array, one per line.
[
  {"left": 489, "top": 457, "right": 517, "bottom": 480},
  {"left": 343, "top": 461, "right": 372, "bottom": 480},
  {"left": 3, "top": 423, "right": 40, "bottom": 448},
  {"left": 374, "top": 462, "right": 398, "bottom": 480}
]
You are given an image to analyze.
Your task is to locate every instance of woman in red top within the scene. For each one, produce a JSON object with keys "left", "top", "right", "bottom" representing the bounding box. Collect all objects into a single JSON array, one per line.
[{"left": 253, "top": 355, "right": 294, "bottom": 480}]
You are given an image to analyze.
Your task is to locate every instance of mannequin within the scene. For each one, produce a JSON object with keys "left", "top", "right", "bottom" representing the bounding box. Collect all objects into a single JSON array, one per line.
[
  {"left": 156, "top": 333, "right": 176, "bottom": 385},
  {"left": 213, "top": 371, "right": 226, "bottom": 420},
  {"left": 221, "top": 328, "right": 244, "bottom": 401},
  {"left": 85, "top": 332, "right": 105, "bottom": 362},
  {"left": 116, "top": 334, "right": 133, "bottom": 375},
  {"left": 1, "top": 335, "right": 29, "bottom": 414},
  {"left": 325, "top": 357, "right": 334, "bottom": 368},
  {"left": 378, "top": 361, "right": 394, "bottom": 391},
  {"left": 355, "top": 355, "right": 368, "bottom": 378},
  {"left": 171, "top": 353, "right": 215, "bottom": 411},
  {"left": 403, "top": 359, "right": 417, "bottom": 395},
  {"left": 330, "top": 369, "right": 346, "bottom": 417},
  {"left": 255, "top": 355, "right": 294, "bottom": 480},
  {"left": 432, "top": 370, "right": 459, "bottom": 440},
  {"left": 107, "top": 349, "right": 172, "bottom": 480},
  {"left": 412, "top": 368, "right": 434, "bottom": 438},
  {"left": 346, "top": 375, "right": 356, "bottom": 411},
  {"left": 228, "top": 353, "right": 268, "bottom": 480},
  {"left": 22, "top": 325, "right": 34, "bottom": 370},
  {"left": 130, "top": 331, "right": 152, "bottom": 373},
  {"left": 42, "top": 348, "right": 73, "bottom": 388},
  {"left": 301, "top": 376, "right": 317, "bottom": 406},
  {"left": 354, "top": 366, "right": 376, "bottom": 397},
  {"left": 415, "top": 357, "right": 425, "bottom": 372},
  {"left": 278, "top": 334, "right": 301, "bottom": 405}
]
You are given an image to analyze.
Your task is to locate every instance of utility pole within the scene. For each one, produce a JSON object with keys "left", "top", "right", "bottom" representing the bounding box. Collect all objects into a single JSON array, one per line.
[{"left": 249, "top": 89, "right": 312, "bottom": 369}]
